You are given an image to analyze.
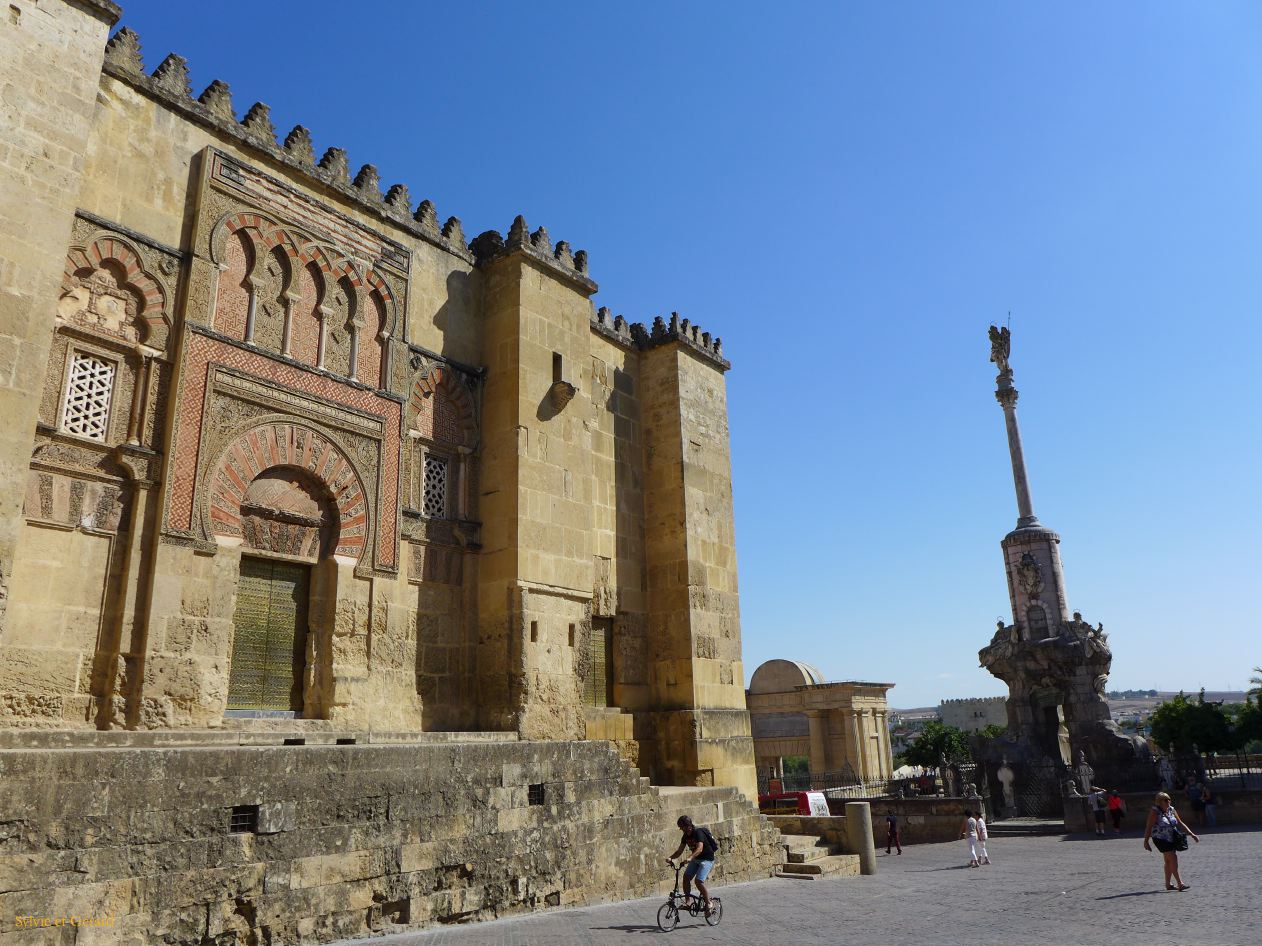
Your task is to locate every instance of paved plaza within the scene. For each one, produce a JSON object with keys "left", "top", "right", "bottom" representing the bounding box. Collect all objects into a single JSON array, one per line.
[{"left": 335, "top": 827, "right": 1262, "bottom": 946}]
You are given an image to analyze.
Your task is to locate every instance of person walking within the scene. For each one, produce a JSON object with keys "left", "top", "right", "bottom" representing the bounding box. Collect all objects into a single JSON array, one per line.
[
  {"left": 1107, "top": 790, "right": 1127, "bottom": 834},
  {"left": 975, "top": 810, "right": 991, "bottom": 865},
  {"left": 1185, "top": 777, "right": 1205, "bottom": 827},
  {"left": 1143, "top": 791, "right": 1199, "bottom": 891},
  {"left": 1088, "top": 786, "right": 1109, "bottom": 835},
  {"left": 1200, "top": 783, "right": 1217, "bottom": 827},
  {"left": 959, "top": 809, "right": 979, "bottom": 867},
  {"left": 885, "top": 809, "right": 902, "bottom": 855}
]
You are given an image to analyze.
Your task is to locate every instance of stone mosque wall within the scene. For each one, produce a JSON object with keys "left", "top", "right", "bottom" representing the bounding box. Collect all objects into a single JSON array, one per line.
[
  {"left": 0, "top": 0, "right": 758, "bottom": 802},
  {"left": 0, "top": 3, "right": 786, "bottom": 938}
]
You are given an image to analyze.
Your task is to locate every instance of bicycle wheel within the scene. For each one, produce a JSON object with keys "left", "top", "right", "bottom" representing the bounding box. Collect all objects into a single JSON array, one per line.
[
  {"left": 657, "top": 902, "right": 679, "bottom": 932},
  {"left": 704, "top": 898, "right": 723, "bottom": 926}
]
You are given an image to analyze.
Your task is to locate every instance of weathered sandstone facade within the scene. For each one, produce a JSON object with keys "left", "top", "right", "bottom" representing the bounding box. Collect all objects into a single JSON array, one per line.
[
  {"left": 0, "top": 734, "right": 783, "bottom": 942},
  {"left": 0, "top": 0, "right": 757, "bottom": 800}
]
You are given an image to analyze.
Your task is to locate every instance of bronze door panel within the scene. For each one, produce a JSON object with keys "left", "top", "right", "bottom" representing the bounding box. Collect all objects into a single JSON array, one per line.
[{"left": 227, "top": 557, "right": 309, "bottom": 712}]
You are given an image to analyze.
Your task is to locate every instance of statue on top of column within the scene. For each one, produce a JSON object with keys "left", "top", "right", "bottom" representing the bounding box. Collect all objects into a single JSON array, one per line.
[{"left": 988, "top": 324, "right": 1012, "bottom": 374}]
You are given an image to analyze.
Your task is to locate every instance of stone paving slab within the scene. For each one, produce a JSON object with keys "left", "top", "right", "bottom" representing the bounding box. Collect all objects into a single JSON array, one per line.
[{"left": 330, "top": 827, "right": 1262, "bottom": 946}]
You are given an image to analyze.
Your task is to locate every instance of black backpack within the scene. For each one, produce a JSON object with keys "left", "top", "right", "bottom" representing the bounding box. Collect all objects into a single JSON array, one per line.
[{"left": 692, "top": 826, "right": 718, "bottom": 860}]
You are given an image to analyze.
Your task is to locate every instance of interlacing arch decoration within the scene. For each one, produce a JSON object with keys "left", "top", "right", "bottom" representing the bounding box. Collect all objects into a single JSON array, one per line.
[
  {"left": 209, "top": 211, "right": 398, "bottom": 384},
  {"left": 408, "top": 364, "right": 477, "bottom": 448},
  {"left": 60, "top": 235, "right": 171, "bottom": 348},
  {"left": 207, "top": 422, "right": 369, "bottom": 563}
]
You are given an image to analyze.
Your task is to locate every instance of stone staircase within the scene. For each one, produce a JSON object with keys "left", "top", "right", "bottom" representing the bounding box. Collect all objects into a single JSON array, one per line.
[{"left": 775, "top": 833, "right": 861, "bottom": 880}]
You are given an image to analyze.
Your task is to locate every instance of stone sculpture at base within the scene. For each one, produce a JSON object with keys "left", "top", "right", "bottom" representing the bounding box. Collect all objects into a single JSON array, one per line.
[{"left": 997, "top": 757, "right": 1017, "bottom": 811}]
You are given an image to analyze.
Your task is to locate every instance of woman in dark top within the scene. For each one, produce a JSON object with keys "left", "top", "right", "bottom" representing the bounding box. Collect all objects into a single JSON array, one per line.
[{"left": 1143, "top": 791, "right": 1199, "bottom": 891}]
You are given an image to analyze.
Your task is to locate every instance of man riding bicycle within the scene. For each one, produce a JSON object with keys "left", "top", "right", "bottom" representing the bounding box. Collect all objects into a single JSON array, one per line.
[{"left": 666, "top": 815, "right": 718, "bottom": 916}]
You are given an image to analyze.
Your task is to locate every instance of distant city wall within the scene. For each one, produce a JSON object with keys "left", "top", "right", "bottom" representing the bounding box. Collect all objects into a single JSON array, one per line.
[{"left": 938, "top": 697, "right": 1008, "bottom": 733}]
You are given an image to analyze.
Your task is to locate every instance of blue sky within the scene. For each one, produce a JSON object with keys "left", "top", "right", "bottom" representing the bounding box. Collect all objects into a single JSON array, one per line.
[{"left": 117, "top": 1, "right": 1262, "bottom": 707}]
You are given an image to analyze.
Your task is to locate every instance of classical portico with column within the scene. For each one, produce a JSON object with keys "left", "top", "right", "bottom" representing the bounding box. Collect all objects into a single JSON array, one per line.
[{"left": 746, "top": 659, "right": 895, "bottom": 783}]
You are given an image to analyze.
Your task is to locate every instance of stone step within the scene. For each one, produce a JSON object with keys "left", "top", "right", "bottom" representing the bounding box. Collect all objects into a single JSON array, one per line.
[
  {"left": 786, "top": 843, "right": 844, "bottom": 863},
  {"left": 778, "top": 833, "right": 824, "bottom": 849},
  {"left": 989, "top": 818, "right": 1066, "bottom": 836},
  {"left": 776, "top": 854, "right": 861, "bottom": 879}
]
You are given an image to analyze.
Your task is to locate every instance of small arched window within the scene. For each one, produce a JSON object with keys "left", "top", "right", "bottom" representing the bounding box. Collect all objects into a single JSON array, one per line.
[{"left": 407, "top": 367, "right": 477, "bottom": 521}]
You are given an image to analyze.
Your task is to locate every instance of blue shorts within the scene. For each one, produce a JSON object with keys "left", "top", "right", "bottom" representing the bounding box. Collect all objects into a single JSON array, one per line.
[{"left": 684, "top": 859, "right": 714, "bottom": 883}]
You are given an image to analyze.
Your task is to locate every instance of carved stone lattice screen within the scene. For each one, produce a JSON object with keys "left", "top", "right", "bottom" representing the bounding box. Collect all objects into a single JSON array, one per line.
[
  {"left": 61, "top": 352, "right": 115, "bottom": 440},
  {"left": 422, "top": 455, "right": 447, "bottom": 518}
]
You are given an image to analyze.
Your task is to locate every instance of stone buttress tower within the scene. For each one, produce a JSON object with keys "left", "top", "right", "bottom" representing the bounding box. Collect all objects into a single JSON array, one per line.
[
  {"left": 978, "top": 326, "right": 1145, "bottom": 783},
  {"left": 0, "top": 0, "right": 121, "bottom": 640},
  {"left": 473, "top": 221, "right": 757, "bottom": 798}
]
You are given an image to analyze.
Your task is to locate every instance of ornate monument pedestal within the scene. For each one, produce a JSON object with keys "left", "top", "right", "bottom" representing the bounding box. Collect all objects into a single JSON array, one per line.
[{"left": 977, "top": 326, "right": 1148, "bottom": 815}]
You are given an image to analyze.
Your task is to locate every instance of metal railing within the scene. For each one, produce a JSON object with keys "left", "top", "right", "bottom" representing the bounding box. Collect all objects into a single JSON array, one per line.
[
  {"left": 757, "top": 764, "right": 985, "bottom": 801},
  {"left": 758, "top": 765, "right": 897, "bottom": 798}
]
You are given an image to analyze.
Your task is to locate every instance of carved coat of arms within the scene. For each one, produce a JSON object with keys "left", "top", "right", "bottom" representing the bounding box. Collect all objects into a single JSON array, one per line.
[{"left": 1016, "top": 552, "right": 1044, "bottom": 598}]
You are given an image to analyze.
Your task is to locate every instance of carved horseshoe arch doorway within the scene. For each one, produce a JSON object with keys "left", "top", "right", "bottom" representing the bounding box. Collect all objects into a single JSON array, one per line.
[{"left": 207, "top": 421, "right": 369, "bottom": 717}]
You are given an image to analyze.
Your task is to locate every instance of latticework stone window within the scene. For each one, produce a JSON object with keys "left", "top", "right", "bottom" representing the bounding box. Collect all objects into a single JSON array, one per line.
[
  {"left": 61, "top": 351, "right": 115, "bottom": 441},
  {"left": 422, "top": 455, "right": 448, "bottom": 518}
]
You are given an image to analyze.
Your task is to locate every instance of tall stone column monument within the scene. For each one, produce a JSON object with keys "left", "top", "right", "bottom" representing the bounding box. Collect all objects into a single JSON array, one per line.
[{"left": 978, "top": 326, "right": 1146, "bottom": 790}]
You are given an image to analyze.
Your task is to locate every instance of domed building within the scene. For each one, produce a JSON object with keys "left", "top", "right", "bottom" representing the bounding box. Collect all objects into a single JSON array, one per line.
[{"left": 747, "top": 659, "right": 895, "bottom": 786}]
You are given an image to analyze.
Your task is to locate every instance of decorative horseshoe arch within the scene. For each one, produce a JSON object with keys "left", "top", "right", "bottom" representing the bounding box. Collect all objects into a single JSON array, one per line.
[
  {"left": 408, "top": 364, "right": 478, "bottom": 448},
  {"left": 62, "top": 235, "right": 170, "bottom": 348},
  {"left": 206, "top": 422, "right": 369, "bottom": 562}
]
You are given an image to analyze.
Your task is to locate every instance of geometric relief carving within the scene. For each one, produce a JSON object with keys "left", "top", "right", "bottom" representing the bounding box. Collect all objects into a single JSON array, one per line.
[
  {"left": 24, "top": 469, "right": 127, "bottom": 533},
  {"left": 61, "top": 352, "right": 115, "bottom": 441},
  {"left": 208, "top": 422, "right": 368, "bottom": 562},
  {"left": 253, "top": 245, "right": 290, "bottom": 353},
  {"left": 292, "top": 262, "right": 323, "bottom": 366},
  {"left": 240, "top": 469, "right": 334, "bottom": 560},
  {"left": 323, "top": 275, "right": 356, "bottom": 378}
]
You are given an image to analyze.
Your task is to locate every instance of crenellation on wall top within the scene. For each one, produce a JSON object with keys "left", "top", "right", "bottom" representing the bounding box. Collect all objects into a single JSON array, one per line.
[
  {"left": 151, "top": 53, "right": 192, "bottom": 98},
  {"left": 938, "top": 696, "right": 1007, "bottom": 705},
  {"left": 470, "top": 215, "right": 595, "bottom": 293},
  {"left": 590, "top": 307, "right": 730, "bottom": 371},
  {"left": 196, "top": 79, "right": 234, "bottom": 121},
  {"left": 100, "top": 26, "right": 475, "bottom": 264}
]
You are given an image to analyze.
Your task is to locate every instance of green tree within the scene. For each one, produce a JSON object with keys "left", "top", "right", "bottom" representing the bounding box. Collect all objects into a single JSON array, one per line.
[
  {"left": 903, "top": 721, "right": 971, "bottom": 767},
  {"left": 1249, "top": 667, "right": 1262, "bottom": 701},
  {"left": 1149, "top": 690, "right": 1233, "bottom": 753},
  {"left": 783, "top": 755, "right": 810, "bottom": 776},
  {"left": 978, "top": 724, "right": 1008, "bottom": 740},
  {"left": 1231, "top": 699, "right": 1262, "bottom": 751}
]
